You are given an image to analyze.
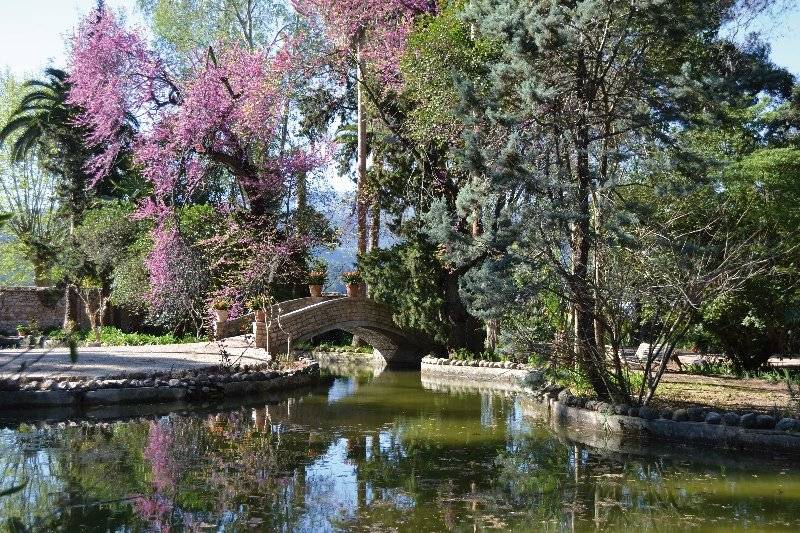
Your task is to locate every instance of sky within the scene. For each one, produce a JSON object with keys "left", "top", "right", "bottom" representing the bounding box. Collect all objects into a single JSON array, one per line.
[
  {"left": 0, "top": 1, "right": 143, "bottom": 78},
  {"left": 0, "top": 0, "right": 798, "bottom": 78}
]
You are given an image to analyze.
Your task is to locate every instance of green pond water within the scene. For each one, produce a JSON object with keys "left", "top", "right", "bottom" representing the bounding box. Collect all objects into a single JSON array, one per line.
[{"left": 1, "top": 366, "right": 800, "bottom": 532}]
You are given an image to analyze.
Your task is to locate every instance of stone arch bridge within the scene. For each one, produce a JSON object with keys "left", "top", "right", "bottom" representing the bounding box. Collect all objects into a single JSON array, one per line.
[{"left": 217, "top": 295, "right": 436, "bottom": 366}]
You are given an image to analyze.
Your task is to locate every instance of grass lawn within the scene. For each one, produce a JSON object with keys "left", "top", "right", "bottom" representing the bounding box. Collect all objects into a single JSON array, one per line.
[{"left": 653, "top": 371, "right": 798, "bottom": 413}]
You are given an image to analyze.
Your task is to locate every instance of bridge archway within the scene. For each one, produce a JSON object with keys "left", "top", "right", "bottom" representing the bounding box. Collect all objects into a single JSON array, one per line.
[{"left": 252, "top": 296, "right": 434, "bottom": 366}]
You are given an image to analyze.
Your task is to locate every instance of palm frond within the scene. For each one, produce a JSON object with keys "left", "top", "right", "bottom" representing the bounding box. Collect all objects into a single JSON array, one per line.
[
  {"left": 9, "top": 126, "right": 45, "bottom": 161},
  {"left": 0, "top": 115, "right": 38, "bottom": 146}
]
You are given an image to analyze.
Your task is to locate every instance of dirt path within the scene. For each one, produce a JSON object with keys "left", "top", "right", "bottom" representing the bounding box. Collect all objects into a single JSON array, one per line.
[{"left": 0, "top": 336, "right": 270, "bottom": 379}]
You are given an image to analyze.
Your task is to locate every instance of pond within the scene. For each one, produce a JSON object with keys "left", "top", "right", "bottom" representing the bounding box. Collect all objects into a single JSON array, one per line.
[{"left": 1, "top": 366, "right": 800, "bottom": 531}]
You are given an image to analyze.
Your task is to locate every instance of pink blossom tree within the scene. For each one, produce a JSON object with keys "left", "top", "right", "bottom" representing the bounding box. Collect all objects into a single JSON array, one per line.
[
  {"left": 68, "top": 8, "right": 315, "bottom": 218},
  {"left": 67, "top": 7, "right": 323, "bottom": 318}
]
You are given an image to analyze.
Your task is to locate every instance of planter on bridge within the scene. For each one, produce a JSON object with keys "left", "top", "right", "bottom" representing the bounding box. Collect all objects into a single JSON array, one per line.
[
  {"left": 309, "top": 284, "right": 323, "bottom": 298},
  {"left": 211, "top": 298, "right": 231, "bottom": 323},
  {"left": 342, "top": 271, "right": 365, "bottom": 298},
  {"left": 345, "top": 283, "right": 366, "bottom": 298},
  {"left": 307, "top": 267, "right": 327, "bottom": 299}
]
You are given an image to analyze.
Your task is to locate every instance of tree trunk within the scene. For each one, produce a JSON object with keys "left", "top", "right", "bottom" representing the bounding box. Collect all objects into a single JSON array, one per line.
[
  {"left": 33, "top": 264, "right": 49, "bottom": 287},
  {"left": 63, "top": 284, "right": 77, "bottom": 329},
  {"left": 356, "top": 34, "right": 369, "bottom": 256},
  {"left": 351, "top": 34, "right": 370, "bottom": 350},
  {"left": 572, "top": 130, "right": 607, "bottom": 399},
  {"left": 485, "top": 318, "right": 499, "bottom": 352},
  {"left": 570, "top": 49, "right": 609, "bottom": 400},
  {"left": 296, "top": 170, "right": 308, "bottom": 236},
  {"left": 444, "top": 271, "right": 484, "bottom": 352},
  {"left": 369, "top": 192, "right": 380, "bottom": 251}
]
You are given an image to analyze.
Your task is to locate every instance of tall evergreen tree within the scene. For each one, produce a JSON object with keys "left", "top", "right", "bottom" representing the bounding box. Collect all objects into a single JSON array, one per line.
[{"left": 444, "top": 0, "right": 794, "bottom": 399}]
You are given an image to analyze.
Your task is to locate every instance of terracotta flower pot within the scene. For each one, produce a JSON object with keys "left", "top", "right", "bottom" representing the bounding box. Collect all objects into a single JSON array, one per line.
[
  {"left": 309, "top": 284, "right": 323, "bottom": 298},
  {"left": 346, "top": 282, "right": 363, "bottom": 298},
  {"left": 213, "top": 309, "right": 229, "bottom": 322}
]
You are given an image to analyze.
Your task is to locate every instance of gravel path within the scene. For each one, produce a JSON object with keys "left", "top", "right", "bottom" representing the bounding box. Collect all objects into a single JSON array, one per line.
[{"left": 0, "top": 336, "right": 271, "bottom": 379}]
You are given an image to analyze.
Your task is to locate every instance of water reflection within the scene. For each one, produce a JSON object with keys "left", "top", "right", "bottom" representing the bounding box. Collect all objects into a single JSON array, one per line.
[{"left": 1, "top": 369, "right": 799, "bottom": 531}]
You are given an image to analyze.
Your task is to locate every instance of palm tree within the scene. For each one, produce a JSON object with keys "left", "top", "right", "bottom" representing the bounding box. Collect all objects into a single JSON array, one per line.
[
  {"left": 0, "top": 67, "right": 137, "bottom": 309},
  {"left": 0, "top": 68, "right": 140, "bottom": 226},
  {"left": 0, "top": 69, "right": 73, "bottom": 159},
  {"left": 0, "top": 69, "right": 92, "bottom": 228}
]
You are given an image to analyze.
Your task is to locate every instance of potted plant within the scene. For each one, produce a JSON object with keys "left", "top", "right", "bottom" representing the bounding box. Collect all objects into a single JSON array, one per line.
[
  {"left": 341, "top": 271, "right": 364, "bottom": 298},
  {"left": 248, "top": 294, "right": 269, "bottom": 322},
  {"left": 15, "top": 324, "right": 29, "bottom": 337},
  {"left": 307, "top": 259, "right": 328, "bottom": 298},
  {"left": 211, "top": 298, "right": 232, "bottom": 322}
]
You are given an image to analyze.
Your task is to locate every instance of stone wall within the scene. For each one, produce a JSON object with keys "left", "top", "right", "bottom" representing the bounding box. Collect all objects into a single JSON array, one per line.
[
  {"left": 0, "top": 286, "right": 142, "bottom": 335},
  {"left": 0, "top": 287, "right": 67, "bottom": 334}
]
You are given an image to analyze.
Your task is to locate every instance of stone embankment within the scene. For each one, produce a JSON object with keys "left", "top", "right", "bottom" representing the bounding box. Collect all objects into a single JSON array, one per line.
[
  {"left": 421, "top": 355, "right": 800, "bottom": 454},
  {"left": 0, "top": 359, "right": 320, "bottom": 409}
]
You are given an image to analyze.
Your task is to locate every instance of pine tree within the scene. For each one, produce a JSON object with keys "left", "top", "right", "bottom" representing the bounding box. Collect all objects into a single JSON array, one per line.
[{"left": 454, "top": 0, "right": 793, "bottom": 399}]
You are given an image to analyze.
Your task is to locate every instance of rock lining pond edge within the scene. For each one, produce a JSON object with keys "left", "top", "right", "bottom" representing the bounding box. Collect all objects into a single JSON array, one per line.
[{"left": 0, "top": 359, "right": 320, "bottom": 410}]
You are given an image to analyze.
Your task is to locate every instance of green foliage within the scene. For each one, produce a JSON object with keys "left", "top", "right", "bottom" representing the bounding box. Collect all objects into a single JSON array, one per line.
[
  {"left": 211, "top": 297, "right": 232, "bottom": 310},
  {"left": 73, "top": 202, "right": 149, "bottom": 280},
  {"left": 686, "top": 360, "right": 800, "bottom": 385},
  {"left": 0, "top": 238, "right": 34, "bottom": 285},
  {"left": 547, "top": 366, "right": 595, "bottom": 398},
  {"left": 359, "top": 236, "right": 448, "bottom": 344},
  {"left": 314, "top": 342, "right": 373, "bottom": 354},
  {"left": 340, "top": 270, "right": 363, "bottom": 284},
  {"left": 46, "top": 326, "right": 202, "bottom": 347},
  {"left": 307, "top": 258, "right": 328, "bottom": 285},
  {"left": 401, "top": 0, "right": 496, "bottom": 145},
  {"left": 448, "top": 347, "right": 506, "bottom": 362}
]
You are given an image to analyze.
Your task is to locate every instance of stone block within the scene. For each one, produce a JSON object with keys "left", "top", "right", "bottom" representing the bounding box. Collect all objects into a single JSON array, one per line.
[
  {"left": 756, "top": 414, "right": 776, "bottom": 430},
  {"left": 722, "top": 412, "right": 740, "bottom": 426},
  {"left": 687, "top": 407, "right": 705, "bottom": 422},
  {"left": 638, "top": 406, "right": 659, "bottom": 420},
  {"left": 740, "top": 413, "right": 757, "bottom": 428},
  {"left": 672, "top": 409, "right": 689, "bottom": 422}
]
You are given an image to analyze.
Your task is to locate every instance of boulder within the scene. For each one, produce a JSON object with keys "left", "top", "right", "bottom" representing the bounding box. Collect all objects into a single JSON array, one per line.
[
  {"left": 722, "top": 412, "right": 740, "bottom": 426},
  {"left": 628, "top": 407, "right": 640, "bottom": 417},
  {"left": 638, "top": 406, "right": 659, "bottom": 420},
  {"left": 168, "top": 379, "right": 181, "bottom": 387},
  {"left": 660, "top": 409, "right": 673, "bottom": 420},
  {"left": 672, "top": 409, "right": 689, "bottom": 422},
  {"left": 687, "top": 407, "right": 705, "bottom": 422},
  {"left": 756, "top": 414, "right": 776, "bottom": 430},
  {"left": 740, "top": 413, "right": 757, "bottom": 429},
  {"left": 705, "top": 412, "right": 722, "bottom": 425},
  {"left": 613, "top": 404, "right": 630, "bottom": 415},
  {"left": 557, "top": 389, "right": 573, "bottom": 403},
  {"left": 776, "top": 418, "right": 799, "bottom": 432},
  {"left": 597, "top": 402, "right": 614, "bottom": 414}
]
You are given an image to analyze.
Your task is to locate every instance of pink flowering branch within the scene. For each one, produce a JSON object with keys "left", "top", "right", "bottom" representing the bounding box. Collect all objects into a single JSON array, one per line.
[{"left": 292, "top": 0, "right": 436, "bottom": 84}]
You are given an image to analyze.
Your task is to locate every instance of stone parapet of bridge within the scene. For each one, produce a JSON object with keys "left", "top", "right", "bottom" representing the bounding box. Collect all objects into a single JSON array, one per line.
[{"left": 217, "top": 294, "right": 433, "bottom": 366}]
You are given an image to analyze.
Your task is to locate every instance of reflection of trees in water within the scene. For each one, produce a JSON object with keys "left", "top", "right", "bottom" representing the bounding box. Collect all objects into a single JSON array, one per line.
[
  {"left": 4, "top": 380, "right": 800, "bottom": 531},
  {"left": 490, "top": 438, "right": 800, "bottom": 531},
  {"left": 0, "top": 423, "right": 148, "bottom": 531}
]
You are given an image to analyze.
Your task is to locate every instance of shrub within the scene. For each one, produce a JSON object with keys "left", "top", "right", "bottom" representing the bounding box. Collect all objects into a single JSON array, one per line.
[
  {"left": 341, "top": 271, "right": 363, "bottom": 284},
  {"left": 45, "top": 326, "right": 202, "bottom": 347},
  {"left": 211, "top": 298, "right": 232, "bottom": 310}
]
